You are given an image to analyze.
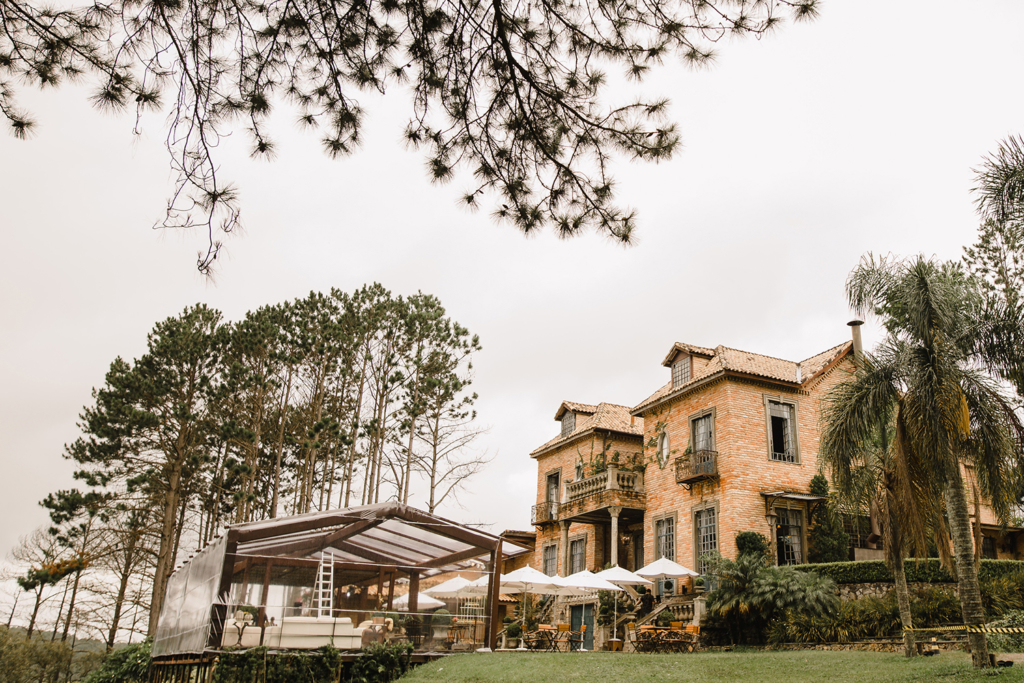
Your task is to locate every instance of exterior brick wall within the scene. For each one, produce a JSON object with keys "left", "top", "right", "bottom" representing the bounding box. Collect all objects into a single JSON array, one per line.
[{"left": 525, "top": 341, "right": 1017, "bottom": 600}]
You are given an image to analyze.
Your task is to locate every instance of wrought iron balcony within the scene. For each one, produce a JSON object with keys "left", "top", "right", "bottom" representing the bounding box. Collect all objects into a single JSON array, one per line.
[
  {"left": 675, "top": 450, "right": 718, "bottom": 488},
  {"left": 531, "top": 501, "right": 559, "bottom": 525}
]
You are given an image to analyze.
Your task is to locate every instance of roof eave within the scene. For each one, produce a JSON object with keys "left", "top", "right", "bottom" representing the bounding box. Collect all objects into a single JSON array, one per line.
[
  {"left": 632, "top": 369, "right": 804, "bottom": 416},
  {"left": 529, "top": 425, "right": 642, "bottom": 459}
]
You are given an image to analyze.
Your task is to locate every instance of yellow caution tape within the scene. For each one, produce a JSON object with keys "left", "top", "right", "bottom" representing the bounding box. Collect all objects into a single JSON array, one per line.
[{"left": 903, "top": 625, "right": 1024, "bottom": 634}]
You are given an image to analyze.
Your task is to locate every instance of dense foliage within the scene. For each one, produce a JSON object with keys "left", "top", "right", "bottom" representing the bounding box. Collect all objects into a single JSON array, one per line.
[
  {"left": 82, "top": 640, "right": 151, "bottom": 683},
  {"left": 734, "top": 532, "right": 769, "bottom": 559},
  {"left": 806, "top": 475, "right": 850, "bottom": 564},
  {"left": 768, "top": 586, "right": 963, "bottom": 644},
  {"left": 0, "top": 0, "right": 817, "bottom": 271},
  {"left": 792, "top": 560, "right": 1024, "bottom": 585},
  {"left": 986, "top": 610, "right": 1024, "bottom": 653},
  {"left": 0, "top": 627, "right": 101, "bottom": 683},
  {"left": 348, "top": 642, "right": 414, "bottom": 683},
  {"left": 703, "top": 552, "right": 838, "bottom": 644},
  {"left": 15, "top": 284, "right": 485, "bottom": 640},
  {"left": 212, "top": 646, "right": 344, "bottom": 683}
]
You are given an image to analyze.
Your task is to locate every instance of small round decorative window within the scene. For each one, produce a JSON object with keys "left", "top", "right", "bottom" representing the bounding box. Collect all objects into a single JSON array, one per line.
[{"left": 657, "top": 432, "right": 670, "bottom": 468}]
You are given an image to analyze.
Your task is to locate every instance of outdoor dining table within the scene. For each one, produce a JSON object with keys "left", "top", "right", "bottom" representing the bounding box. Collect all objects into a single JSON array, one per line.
[
  {"left": 638, "top": 626, "right": 692, "bottom": 653},
  {"left": 525, "top": 625, "right": 572, "bottom": 652}
]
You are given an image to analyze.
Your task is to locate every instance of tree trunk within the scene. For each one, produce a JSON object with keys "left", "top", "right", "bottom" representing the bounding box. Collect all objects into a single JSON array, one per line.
[
  {"left": 27, "top": 589, "right": 43, "bottom": 638},
  {"left": 270, "top": 365, "right": 294, "bottom": 519},
  {"left": 944, "top": 475, "right": 990, "bottom": 668},
  {"left": 892, "top": 558, "right": 916, "bottom": 657},
  {"left": 148, "top": 463, "right": 183, "bottom": 635},
  {"left": 61, "top": 568, "right": 83, "bottom": 642},
  {"left": 106, "top": 544, "right": 136, "bottom": 651}
]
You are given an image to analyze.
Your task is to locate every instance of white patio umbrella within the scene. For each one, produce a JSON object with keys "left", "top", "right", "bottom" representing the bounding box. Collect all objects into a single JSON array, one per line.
[
  {"left": 555, "top": 570, "right": 623, "bottom": 595},
  {"left": 393, "top": 592, "right": 445, "bottom": 611},
  {"left": 635, "top": 557, "right": 700, "bottom": 580},
  {"left": 595, "top": 566, "right": 652, "bottom": 641},
  {"left": 490, "top": 566, "right": 566, "bottom": 647}
]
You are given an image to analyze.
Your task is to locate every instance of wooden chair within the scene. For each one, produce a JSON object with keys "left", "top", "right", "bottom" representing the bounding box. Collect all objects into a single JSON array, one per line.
[
  {"left": 626, "top": 622, "right": 653, "bottom": 653},
  {"left": 568, "top": 624, "right": 587, "bottom": 651}
]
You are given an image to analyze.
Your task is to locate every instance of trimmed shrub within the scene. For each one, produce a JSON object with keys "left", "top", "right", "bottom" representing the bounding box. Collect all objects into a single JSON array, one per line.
[{"left": 792, "top": 559, "right": 1024, "bottom": 585}]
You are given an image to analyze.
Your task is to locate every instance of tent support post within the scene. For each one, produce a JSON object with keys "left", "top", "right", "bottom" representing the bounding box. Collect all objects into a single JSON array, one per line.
[{"left": 486, "top": 539, "right": 502, "bottom": 650}]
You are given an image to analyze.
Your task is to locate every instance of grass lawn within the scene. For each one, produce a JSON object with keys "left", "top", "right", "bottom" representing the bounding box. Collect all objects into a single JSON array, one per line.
[{"left": 401, "top": 650, "right": 1024, "bottom": 683}]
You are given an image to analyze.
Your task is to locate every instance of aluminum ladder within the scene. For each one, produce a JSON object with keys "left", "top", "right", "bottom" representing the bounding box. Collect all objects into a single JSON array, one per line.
[{"left": 315, "top": 551, "right": 334, "bottom": 618}]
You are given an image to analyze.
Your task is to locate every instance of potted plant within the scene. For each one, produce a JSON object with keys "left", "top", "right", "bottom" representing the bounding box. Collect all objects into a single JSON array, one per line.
[
  {"left": 694, "top": 576, "right": 705, "bottom": 592},
  {"left": 506, "top": 622, "right": 522, "bottom": 648},
  {"left": 431, "top": 608, "right": 452, "bottom": 641}
]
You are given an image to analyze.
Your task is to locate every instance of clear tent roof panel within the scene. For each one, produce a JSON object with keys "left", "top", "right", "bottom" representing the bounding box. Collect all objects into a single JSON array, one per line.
[{"left": 228, "top": 502, "right": 510, "bottom": 571}]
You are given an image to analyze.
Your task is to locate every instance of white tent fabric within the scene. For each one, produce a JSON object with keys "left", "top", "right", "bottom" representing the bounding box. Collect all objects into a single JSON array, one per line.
[
  {"left": 635, "top": 557, "right": 700, "bottom": 580},
  {"left": 393, "top": 592, "right": 445, "bottom": 611},
  {"left": 423, "top": 575, "right": 476, "bottom": 598}
]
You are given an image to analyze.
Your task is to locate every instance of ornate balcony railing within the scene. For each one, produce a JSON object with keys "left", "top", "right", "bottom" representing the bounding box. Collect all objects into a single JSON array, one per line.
[
  {"left": 565, "top": 468, "right": 643, "bottom": 502},
  {"left": 675, "top": 450, "right": 718, "bottom": 488},
  {"left": 531, "top": 501, "right": 559, "bottom": 525}
]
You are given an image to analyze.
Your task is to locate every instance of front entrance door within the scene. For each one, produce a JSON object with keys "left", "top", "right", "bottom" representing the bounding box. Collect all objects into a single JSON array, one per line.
[{"left": 569, "top": 604, "right": 595, "bottom": 651}]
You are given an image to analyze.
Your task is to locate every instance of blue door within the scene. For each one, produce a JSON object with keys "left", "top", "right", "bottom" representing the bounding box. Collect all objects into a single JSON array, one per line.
[{"left": 569, "top": 604, "right": 595, "bottom": 650}]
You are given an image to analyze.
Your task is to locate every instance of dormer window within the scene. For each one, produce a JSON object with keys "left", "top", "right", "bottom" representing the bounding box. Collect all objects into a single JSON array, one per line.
[
  {"left": 561, "top": 412, "right": 576, "bottom": 437},
  {"left": 672, "top": 355, "right": 691, "bottom": 388}
]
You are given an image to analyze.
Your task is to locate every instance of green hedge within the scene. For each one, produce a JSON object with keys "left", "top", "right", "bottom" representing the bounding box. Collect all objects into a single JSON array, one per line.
[{"left": 792, "top": 559, "right": 1024, "bottom": 585}]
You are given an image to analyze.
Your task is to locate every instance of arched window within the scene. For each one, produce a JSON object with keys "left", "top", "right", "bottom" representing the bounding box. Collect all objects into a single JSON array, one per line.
[{"left": 657, "top": 431, "right": 670, "bottom": 466}]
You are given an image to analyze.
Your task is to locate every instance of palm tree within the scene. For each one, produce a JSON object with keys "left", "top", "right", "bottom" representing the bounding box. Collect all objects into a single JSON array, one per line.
[
  {"left": 821, "top": 254, "right": 1024, "bottom": 668},
  {"left": 820, "top": 400, "right": 936, "bottom": 658}
]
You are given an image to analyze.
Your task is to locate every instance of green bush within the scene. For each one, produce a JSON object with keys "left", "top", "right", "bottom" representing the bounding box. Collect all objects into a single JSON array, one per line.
[
  {"left": 987, "top": 610, "right": 1024, "bottom": 653},
  {"left": 655, "top": 610, "right": 674, "bottom": 627},
  {"left": 430, "top": 609, "right": 451, "bottom": 627},
  {"left": 770, "top": 586, "right": 963, "bottom": 644},
  {"left": 506, "top": 623, "right": 522, "bottom": 639},
  {"left": 349, "top": 642, "right": 413, "bottom": 683},
  {"left": 981, "top": 572, "right": 1024, "bottom": 617},
  {"left": 735, "top": 532, "right": 770, "bottom": 559},
  {"left": 212, "top": 646, "right": 343, "bottom": 683},
  {"left": 83, "top": 640, "right": 151, "bottom": 683},
  {"left": 793, "top": 559, "right": 1024, "bottom": 585}
]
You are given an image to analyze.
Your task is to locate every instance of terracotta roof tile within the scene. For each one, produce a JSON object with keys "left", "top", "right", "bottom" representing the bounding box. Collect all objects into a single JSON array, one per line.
[
  {"left": 553, "top": 401, "right": 598, "bottom": 420},
  {"left": 633, "top": 340, "right": 852, "bottom": 413},
  {"left": 661, "top": 342, "right": 717, "bottom": 367},
  {"left": 531, "top": 402, "right": 644, "bottom": 457}
]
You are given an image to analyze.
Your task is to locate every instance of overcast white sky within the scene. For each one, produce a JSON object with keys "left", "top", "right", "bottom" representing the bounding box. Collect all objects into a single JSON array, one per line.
[{"left": 2, "top": 0, "right": 1022, "bottom": 576}]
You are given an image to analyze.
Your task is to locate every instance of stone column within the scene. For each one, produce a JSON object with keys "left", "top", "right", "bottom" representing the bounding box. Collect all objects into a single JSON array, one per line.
[
  {"left": 560, "top": 521, "right": 570, "bottom": 574},
  {"left": 608, "top": 506, "right": 622, "bottom": 568}
]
